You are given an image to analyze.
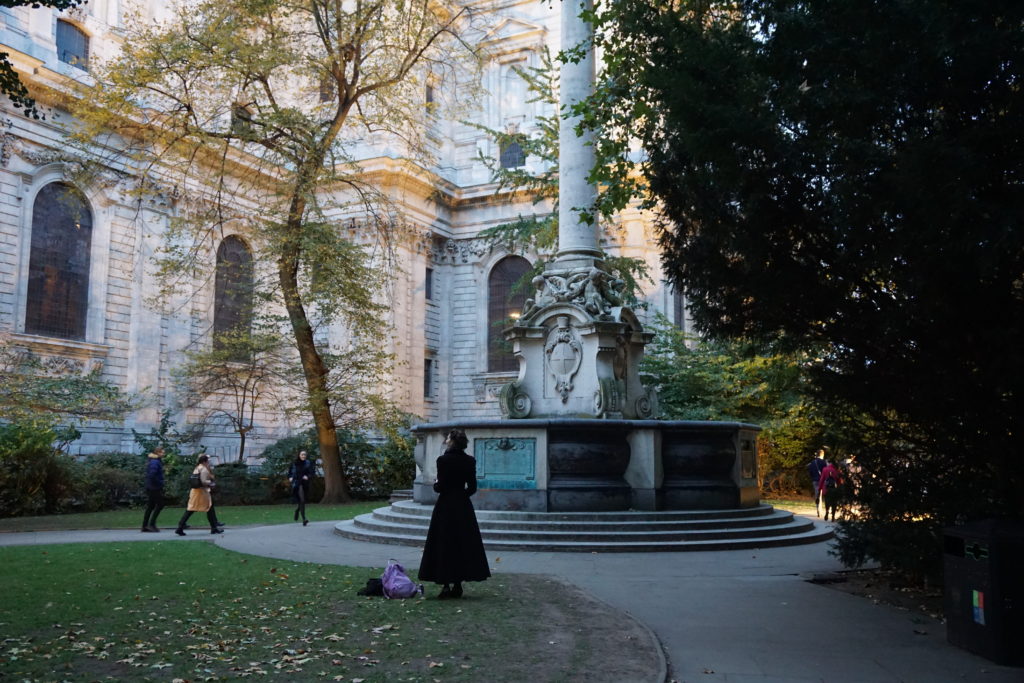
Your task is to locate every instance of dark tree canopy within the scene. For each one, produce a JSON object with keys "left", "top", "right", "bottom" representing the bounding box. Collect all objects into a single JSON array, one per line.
[{"left": 588, "top": 0, "right": 1024, "bottom": 576}]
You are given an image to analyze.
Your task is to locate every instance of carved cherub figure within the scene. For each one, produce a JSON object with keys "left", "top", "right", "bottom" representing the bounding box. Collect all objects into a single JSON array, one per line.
[{"left": 521, "top": 275, "right": 557, "bottom": 320}]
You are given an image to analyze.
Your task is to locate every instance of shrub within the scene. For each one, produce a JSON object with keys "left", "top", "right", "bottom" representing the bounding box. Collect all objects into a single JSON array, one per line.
[
  {"left": 70, "top": 461, "right": 144, "bottom": 512},
  {"left": 208, "top": 461, "right": 274, "bottom": 505},
  {"left": 258, "top": 429, "right": 415, "bottom": 501},
  {"left": 357, "top": 431, "right": 415, "bottom": 497},
  {"left": 0, "top": 422, "right": 77, "bottom": 517}
]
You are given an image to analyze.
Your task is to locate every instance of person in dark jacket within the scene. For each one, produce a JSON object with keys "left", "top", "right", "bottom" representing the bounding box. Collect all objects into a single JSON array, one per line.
[
  {"left": 807, "top": 449, "right": 828, "bottom": 517},
  {"left": 288, "top": 450, "right": 315, "bottom": 526},
  {"left": 141, "top": 447, "right": 165, "bottom": 532},
  {"left": 418, "top": 429, "right": 490, "bottom": 599}
]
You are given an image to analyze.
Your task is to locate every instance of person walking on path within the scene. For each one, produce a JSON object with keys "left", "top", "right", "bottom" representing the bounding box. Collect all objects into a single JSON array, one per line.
[
  {"left": 807, "top": 449, "right": 827, "bottom": 517},
  {"left": 140, "top": 447, "right": 165, "bottom": 532},
  {"left": 418, "top": 429, "right": 490, "bottom": 599},
  {"left": 288, "top": 450, "right": 315, "bottom": 526},
  {"left": 818, "top": 458, "right": 844, "bottom": 522},
  {"left": 175, "top": 454, "right": 222, "bottom": 535}
]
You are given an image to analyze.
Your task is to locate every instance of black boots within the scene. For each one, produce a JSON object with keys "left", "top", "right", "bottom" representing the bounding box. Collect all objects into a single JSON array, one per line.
[{"left": 438, "top": 583, "right": 463, "bottom": 599}]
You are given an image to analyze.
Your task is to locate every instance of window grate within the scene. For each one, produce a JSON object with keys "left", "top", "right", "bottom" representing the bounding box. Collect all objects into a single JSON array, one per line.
[
  {"left": 214, "top": 236, "right": 254, "bottom": 360},
  {"left": 56, "top": 20, "right": 89, "bottom": 70},
  {"left": 487, "top": 256, "right": 531, "bottom": 372},
  {"left": 25, "top": 183, "right": 92, "bottom": 340}
]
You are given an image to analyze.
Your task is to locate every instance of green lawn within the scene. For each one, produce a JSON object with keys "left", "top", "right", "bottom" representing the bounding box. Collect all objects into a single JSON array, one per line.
[
  {"left": 764, "top": 497, "right": 818, "bottom": 516},
  {"left": 0, "top": 501, "right": 384, "bottom": 532},
  {"left": 0, "top": 542, "right": 621, "bottom": 682}
]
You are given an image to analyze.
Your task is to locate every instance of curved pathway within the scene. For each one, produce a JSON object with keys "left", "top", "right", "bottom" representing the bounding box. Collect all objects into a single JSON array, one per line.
[{"left": 2, "top": 516, "right": 1019, "bottom": 683}]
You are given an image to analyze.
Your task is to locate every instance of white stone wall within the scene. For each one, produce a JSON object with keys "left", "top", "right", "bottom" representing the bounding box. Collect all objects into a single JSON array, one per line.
[{"left": 0, "top": 0, "right": 679, "bottom": 456}]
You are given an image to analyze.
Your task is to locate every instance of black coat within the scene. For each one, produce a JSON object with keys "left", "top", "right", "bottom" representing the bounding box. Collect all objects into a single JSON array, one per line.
[
  {"left": 418, "top": 448, "right": 491, "bottom": 584},
  {"left": 288, "top": 459, "right": 315, "bottom": 501}
]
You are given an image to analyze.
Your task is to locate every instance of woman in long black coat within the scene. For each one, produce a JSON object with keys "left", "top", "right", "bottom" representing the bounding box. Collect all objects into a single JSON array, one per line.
[
  {"left": 418, "top": 429, "right": 490, "bottom": 598},
  {"left": 288, "top": 450, "right": 315, "bottom": 526}
]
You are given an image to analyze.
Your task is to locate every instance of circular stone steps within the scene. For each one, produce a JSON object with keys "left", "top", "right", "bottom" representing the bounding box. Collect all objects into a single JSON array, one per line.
[{"left": 334, "top": 500, "right": 833, "bottom": 552}]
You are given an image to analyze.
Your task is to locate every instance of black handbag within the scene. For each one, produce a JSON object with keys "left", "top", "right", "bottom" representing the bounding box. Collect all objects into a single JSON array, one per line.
[{"left": 188, "top": 472, "right": 203, "bottom": 489}]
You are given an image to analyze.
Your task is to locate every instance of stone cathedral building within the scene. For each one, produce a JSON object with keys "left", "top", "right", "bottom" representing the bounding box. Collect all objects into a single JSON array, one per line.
[{"left": 0, "top": 0, "right": 686, "bottom": 459}]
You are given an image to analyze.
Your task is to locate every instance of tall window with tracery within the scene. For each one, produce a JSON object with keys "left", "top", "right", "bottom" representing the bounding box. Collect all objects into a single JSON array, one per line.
[
  {"left": 25, "top": 182, "right": 92, "bottom": 340},
  {"left": 214, "top": 235, "right": 254, "bottom": 359},
  {"left": 487, "top": 256, "right": 531, "bottom": 373}
]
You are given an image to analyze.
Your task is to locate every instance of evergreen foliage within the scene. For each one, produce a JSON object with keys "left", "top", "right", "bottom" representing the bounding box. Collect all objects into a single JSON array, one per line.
[
  {"left": 0, "top": 422, "right": 73, "bottom": 517},
  {"left": 588, "top": 0, "right": 1024, "bottom": 578},
  {"left": 642, "top": 316, "right": 824, "bottom": 494}
]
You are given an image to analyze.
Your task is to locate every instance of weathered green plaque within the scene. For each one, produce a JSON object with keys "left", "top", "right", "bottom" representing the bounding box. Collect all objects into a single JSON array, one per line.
[{"left": 474, "top": 437, "right": 536, "bottom": 489}]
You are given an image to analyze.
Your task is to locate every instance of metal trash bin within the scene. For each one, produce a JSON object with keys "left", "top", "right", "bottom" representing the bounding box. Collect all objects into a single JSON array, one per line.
[{"left": 943, "top": 519, "right": 1024, "bottom": 666}]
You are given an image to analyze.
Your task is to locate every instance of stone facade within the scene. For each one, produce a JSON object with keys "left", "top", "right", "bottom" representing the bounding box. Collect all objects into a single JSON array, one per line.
[{"left": 0, "top": 0, "right": 688, "bottom": 460}]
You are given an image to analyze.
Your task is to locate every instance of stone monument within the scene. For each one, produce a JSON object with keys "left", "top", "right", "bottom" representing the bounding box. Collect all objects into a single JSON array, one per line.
[{"left": 411, "top": 0, "right": 760, "bottom": 513}]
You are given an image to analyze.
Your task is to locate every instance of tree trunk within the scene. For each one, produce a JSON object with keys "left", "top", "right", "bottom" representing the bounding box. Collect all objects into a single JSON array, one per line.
[
  {"left": 278, "top": 203, "right": 352, "bottom": 504},
  {"left": 237, "top": 428, "right": 246, "bottom": 463}
]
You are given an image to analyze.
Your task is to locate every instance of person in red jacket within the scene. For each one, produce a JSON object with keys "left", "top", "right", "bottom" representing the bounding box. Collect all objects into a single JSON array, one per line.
[{"left": 818, "top": 461, "right": 843, "bottom": 521}]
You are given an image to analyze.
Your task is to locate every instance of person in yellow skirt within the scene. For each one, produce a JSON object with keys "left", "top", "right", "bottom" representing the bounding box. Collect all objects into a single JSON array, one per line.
[{"left": 175, "top": 454, "right": 223, "bottom": 535}]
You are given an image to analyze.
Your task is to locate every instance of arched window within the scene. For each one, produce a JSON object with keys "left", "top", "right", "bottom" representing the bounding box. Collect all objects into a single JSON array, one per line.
[
  {"left": 56, "top": 20, "right": 89, "bottom": 71},
  {"left": 25, "top": 182, "right": 92, "bottom": 340},
  {"left": 487, "top": 256, "right": 531, "bottom": 373},
  {"left": 214, "top": 236, "right": 253, "bottom": 358}
]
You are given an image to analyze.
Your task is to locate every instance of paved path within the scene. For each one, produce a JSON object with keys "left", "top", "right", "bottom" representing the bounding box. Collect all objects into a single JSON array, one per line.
[{"left": 2, "top": 517, "right": 1020, "bottom": 683}]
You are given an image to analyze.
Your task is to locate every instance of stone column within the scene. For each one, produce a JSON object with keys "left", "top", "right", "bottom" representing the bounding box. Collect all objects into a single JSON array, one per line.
[
  {"left": 557, "top": 0, "right": 601, "bottom": 265},
  {"left": 499, "top": 0, "right": 657, "bottom": 422}
]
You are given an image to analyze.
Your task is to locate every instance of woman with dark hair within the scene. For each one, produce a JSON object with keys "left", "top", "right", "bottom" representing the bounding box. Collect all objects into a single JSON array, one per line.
[
  {"left": 288, "top": 449, "right": 315, "bottom": 526},
  {"left": 175, "top": 454, "right": 222, "bottom": 535},
  {"left": 418, "top": 429, "right": 490, "bottom": 598}
]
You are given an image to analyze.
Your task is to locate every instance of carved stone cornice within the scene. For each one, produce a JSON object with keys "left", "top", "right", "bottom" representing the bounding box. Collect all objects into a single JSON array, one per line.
[
  {"left": 6, "top": 332, "right": 110, "bottom": 375},
  {"left": 431, "top": 237, "right": 492, "bottom": 264}
]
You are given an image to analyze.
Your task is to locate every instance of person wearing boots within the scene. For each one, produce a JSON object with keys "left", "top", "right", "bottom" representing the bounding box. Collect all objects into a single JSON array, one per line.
[
  {"left": 418, "top": 429, "right": 490, "bottom": 599},
  {"left": 140, "top": 446, "right": 165, "bottom": 532},
  {"left": 288, "top": 450, "right": 315, "bottom": 526},
  {"left": 175, "top": 454, "right": 222, "bottom": 535}
]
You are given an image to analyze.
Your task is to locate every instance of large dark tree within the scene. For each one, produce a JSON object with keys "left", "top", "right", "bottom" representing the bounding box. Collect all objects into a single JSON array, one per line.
[{"left": 587, "top": 0, "right": 1024, "bottom": 577}]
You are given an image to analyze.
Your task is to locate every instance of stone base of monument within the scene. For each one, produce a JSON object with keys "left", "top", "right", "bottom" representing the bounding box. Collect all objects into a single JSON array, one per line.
[
  {"left": 335, "top": 418, "right": 835, "bottom": 551},
  {"left": 408, "top": 419, "right": 761, "bottom": 513},
  {"left": 334, "top": 500, "right": 833, "bottom": 552}
]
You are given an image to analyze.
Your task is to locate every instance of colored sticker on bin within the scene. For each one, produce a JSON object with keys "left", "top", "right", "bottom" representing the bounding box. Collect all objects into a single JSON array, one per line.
[{"left": 972, "top": 590, "right": 986, "bottom": 625}]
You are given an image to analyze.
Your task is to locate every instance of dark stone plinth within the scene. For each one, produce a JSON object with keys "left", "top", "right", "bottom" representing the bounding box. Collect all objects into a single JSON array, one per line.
[
  {"left": 547, "top": 426, "right": 631, "bottom": 511},
  {"left": 547, "top": 477, "right": 632, "bottom": 512},
  {"left": 473, "top": 488, "right": 547, "bottom": 512},
  {"left": 661, "top": 427, "right": 741, "bottom": 509},
  {"left": 411, "top": 418, "right": 761, "bottom": 512}
]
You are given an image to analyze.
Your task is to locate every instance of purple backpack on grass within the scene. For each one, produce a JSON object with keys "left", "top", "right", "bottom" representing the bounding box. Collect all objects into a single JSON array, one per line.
[{"left": 381, "top": 559, "right": 422, "bottom": 599}]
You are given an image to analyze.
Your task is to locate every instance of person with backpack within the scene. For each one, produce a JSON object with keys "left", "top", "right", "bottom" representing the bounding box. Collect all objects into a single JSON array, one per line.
[
  {"left": 174, "top": 454, "right": 222, "bottom": 535},
  {"left": 806, "top": 449, "right": 828, "bottom": 517},
  {"left": 818, "top": 459, "right": 844, "bottom": 522},
  {"left": 418, "top": 429, "right": 490, "bottom": 599}
]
